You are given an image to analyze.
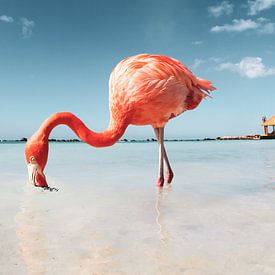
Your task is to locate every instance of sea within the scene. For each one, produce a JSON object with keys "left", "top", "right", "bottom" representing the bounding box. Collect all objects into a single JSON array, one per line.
[{"left": 1, "top": 140, "right": 275, "bottom": 274}]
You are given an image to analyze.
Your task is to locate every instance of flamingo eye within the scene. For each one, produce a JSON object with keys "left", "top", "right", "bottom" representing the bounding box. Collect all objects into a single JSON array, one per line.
[{"left": 29, "top": 156, "right": 35, "bottom": 162}]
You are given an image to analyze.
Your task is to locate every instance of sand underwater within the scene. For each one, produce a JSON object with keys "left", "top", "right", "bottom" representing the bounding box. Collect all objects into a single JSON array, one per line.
[{"left": 1, "top": 140, "right": 275, "bottom": 274}]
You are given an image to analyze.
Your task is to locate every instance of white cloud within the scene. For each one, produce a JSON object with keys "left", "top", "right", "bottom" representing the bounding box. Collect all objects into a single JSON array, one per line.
[
  {"left": 211, "top": 18, "right": 275, "bottom": 33},
  {"left": 0, "top": 14, "right": 14, "bottom": 23},
  {"left": 20, "top": 17, "right": 35, "bottom": 38},
  {"left": 247, "top": 0, "right": 275, "bottom": 15},
  {"left": 208, "top": 1, "right": 234, "bottom": 17},
  {"left": 211, "top": 19, "right": 258, "bottom": 32},
  {"left": 217, "top": 57, "right": 275, "bottom": 78},
  {"left": 193, "top": 41, "right": 203, "bottom": 45},
  {"left": 191, "top": 58, "right": 206, "bottom": 69}
]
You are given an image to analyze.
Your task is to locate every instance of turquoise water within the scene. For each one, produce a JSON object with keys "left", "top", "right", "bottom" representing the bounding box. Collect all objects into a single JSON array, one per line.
[{"left": 1, "top": 141, "right": 275, "bottom": 274}]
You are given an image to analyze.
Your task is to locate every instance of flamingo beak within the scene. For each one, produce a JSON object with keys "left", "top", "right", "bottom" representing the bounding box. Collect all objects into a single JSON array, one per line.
[{"left": 27, "top": 157, "right": 48, "bottom": 187}]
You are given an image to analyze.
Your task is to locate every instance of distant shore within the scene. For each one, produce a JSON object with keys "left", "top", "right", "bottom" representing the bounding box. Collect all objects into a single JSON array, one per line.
[{"left": 0, "top": 134, "right": 270, "bottom": 143}]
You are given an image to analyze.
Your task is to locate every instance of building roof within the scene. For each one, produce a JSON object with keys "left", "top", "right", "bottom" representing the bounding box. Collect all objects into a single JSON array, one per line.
[{"left": 263, "top": 116, "right": 275, "bottom": 126}]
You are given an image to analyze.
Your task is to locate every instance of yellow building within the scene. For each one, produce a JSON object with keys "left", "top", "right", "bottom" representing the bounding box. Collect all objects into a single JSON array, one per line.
[{"left": 262, "top": 116, "right": 275, "bottom": 137}]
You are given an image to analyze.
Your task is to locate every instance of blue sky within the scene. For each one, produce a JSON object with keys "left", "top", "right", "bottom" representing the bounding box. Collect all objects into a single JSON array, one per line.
[{"left": 1, "top": 0, "right": 275, "bottom": 139}]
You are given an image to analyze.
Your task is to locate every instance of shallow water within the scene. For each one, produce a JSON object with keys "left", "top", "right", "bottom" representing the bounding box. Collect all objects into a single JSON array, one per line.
[{"left": 1, "top": 141, "right": 275, "bottom": 274}]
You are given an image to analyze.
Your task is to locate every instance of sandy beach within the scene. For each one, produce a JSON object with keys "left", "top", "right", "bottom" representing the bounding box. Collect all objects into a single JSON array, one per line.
[{"left": 1, "top": 141, "right": 275, "bottom": 274}]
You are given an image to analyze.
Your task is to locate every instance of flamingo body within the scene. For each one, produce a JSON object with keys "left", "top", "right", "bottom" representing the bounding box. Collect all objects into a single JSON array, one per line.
[
  {"left": 25, "top": 54, "right": 215, "bottom": 188},
  {"left": 109, "top": 54, "right": 214, "bottom": 128}
]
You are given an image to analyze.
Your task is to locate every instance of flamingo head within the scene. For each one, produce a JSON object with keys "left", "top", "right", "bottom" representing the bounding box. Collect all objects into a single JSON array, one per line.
[{"left": 25, "top": 138, "right": 49, "bottom": 187}]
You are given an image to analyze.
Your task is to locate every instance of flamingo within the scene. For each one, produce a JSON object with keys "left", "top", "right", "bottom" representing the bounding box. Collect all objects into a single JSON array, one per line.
[{"left": 25, "top": 54, "right": 215, "bottom": 188}]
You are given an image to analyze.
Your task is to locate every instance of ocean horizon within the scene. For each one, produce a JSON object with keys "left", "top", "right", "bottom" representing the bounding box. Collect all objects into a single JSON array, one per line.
[{"left": 0, "top": 134, "right": 264, "bottom": 144}]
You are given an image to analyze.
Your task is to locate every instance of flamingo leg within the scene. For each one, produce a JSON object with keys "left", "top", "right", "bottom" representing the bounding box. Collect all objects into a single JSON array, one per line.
[
  {"left": 154, "top": 128, "right": 174, "bottom": 184},
  {"left": 155, "top": 127, "right": 164, "bottom": 187}
]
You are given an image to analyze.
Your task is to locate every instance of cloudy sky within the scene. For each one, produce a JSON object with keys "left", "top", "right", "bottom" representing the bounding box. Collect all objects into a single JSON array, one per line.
[{"left": 1, "top": 0, "right": 275, "bottom": 139}]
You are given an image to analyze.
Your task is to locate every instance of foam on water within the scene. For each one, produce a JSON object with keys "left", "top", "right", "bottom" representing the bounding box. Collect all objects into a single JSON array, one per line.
[{"left": 1, "top": 141, "right": 275, "bottom": 274}]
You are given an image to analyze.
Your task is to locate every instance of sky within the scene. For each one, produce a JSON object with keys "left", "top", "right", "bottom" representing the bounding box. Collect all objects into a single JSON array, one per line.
[{"left": 0, "top": 0, "right": 275, "bottom": 139}]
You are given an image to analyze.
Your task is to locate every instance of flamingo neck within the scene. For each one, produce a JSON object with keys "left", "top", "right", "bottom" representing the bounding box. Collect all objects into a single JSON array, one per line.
[{"left": 36, "top": 112, "right": 127, "bottom": 147}]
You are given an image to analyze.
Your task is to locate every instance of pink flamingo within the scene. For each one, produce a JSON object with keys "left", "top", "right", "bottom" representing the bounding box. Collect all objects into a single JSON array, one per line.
[{"left": 25, "top": 54, "right": 215, "bottom": 188}]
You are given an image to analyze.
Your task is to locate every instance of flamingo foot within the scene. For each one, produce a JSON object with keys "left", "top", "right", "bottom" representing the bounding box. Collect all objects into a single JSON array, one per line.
[
  {"left": 156, "top": 176, "right": 164, "bottom": 187},
  {"left": 166, "top": 171, "right": 174, "bottom": 184}
]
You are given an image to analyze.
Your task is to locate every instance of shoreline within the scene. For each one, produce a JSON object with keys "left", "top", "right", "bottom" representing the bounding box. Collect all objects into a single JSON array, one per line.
[{"left": 1, "top": 134, "right": 273, "bottom": 144}]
